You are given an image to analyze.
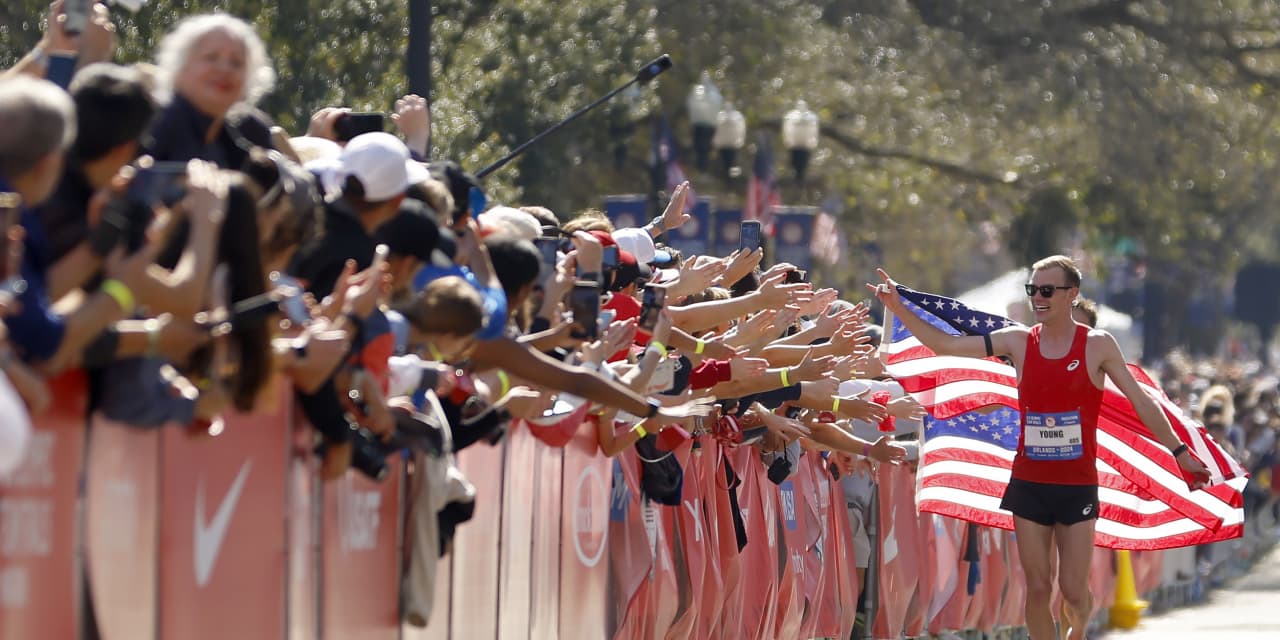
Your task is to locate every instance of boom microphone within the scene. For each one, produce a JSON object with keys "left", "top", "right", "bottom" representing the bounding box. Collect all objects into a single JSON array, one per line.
[{"left": 476, "top": 54, "right": 674, "bottom": 179}]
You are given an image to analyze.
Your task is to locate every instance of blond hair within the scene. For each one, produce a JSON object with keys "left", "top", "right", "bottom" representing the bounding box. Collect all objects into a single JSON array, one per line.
[{"left": 1031, "top": 254, "right": 1082, "bottom": 288}]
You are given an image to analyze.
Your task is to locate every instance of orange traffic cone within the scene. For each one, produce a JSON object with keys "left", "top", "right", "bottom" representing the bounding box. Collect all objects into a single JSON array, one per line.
[{"left": 1109, "top": 549, "right": 1148, "bottom": 629}]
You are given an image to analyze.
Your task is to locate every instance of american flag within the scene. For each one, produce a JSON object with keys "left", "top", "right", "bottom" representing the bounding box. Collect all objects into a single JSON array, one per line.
[
  {"left": 652, "top": 119, "right": 694, "bottom": 213},
  {"left": 744, "top": 137, "right": 781, "bottom": 233},
  {"left": 882, "top": 286, "right": 1247, "bottom": 550}
]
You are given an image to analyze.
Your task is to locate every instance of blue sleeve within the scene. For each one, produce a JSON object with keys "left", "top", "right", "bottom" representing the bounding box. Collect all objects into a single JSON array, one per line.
[
  {"left": 6, "top": 260, "right": 65, "bottom": 363},
  {"left": 476, "top": 285, "right": 508, "bottom": 340}
]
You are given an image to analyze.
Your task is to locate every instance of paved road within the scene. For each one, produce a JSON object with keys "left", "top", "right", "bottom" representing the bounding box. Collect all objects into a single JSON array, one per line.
[{"left": 1109, "top": 544, "right": 1280, "bottom": 639}]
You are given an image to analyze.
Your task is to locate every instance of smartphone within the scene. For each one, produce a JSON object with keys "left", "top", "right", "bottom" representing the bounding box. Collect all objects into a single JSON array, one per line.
[
  {"left": 128, "top": 162, "right": 188, "bottom": 207},
  {"left": 334, "top": 112, "right": 385, "bottom": 142},
  {"left": 63, "top": 0, "right": 91, "bottom": 35},
  {"left": 740, "top": 220, "right": 763, "bottom": 253},
  {"left": 638, "top": 286, "right": 666, "bottom": 331},
  {"left": 599, "top": 309, "right": 617, "bottom": 329},
  {"left": 534, "top": 237, "right": 559, "bottom": 278},
  {"left": 602, "top": 246, "right": 619, "bottom": 270},
  {"left": 569, "top": 281, "right": 600, "bottom": 340},
  {"left": 271, "top": 273, "right": 310, "bottom": 326},
  {"left": 467, "top": 185, "right": 487, "bottom": 218},
  {"left": 784, "top": 269, "right": 808, "bottom": 284}
]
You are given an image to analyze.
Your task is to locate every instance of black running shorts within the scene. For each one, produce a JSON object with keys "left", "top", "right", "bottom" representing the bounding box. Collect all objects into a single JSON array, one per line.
[{"left": 999, "top": 477, "right": 1099, "bottom": 527}]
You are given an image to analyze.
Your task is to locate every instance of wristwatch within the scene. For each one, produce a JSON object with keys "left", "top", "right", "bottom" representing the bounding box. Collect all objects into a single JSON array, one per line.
[
  {"left": 30, "top": 46, "right": 48, "bottom": 69},
  {"left": 647, "top": 216, "right": 665, "bottom": 238}
]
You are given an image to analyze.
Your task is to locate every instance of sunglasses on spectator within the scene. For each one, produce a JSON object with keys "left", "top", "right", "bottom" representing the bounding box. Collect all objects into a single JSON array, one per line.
[{"left": 1024, "top": 284, "right": 1074, "bottom": 298}]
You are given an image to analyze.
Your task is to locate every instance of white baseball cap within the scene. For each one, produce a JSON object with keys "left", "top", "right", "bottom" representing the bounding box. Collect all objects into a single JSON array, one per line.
[
  {"left": 332, "top": 132, "right": 430, "bottom": 201},
  {"left": 611, "top": 226, "right": 658, "bottom": 263}
]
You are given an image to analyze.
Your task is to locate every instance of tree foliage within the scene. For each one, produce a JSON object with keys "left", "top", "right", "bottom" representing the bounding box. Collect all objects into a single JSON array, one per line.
[{"left": 6, "top": 0, "right": 1280, "bottom": 356}]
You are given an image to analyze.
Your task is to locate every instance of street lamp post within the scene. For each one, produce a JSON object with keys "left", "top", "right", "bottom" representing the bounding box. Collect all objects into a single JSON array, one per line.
[
  {"left": 686, "top": 72, "right": 723, "bottom": 170},
  {"left": 781, "top": 100, "right": 819, "bottom": 184},
  {"left": 713, "top": 102, "right": 746, "bottom": 181}
]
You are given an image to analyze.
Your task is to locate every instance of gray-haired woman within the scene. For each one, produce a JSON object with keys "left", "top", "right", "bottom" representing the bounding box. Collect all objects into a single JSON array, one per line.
[{"left": 143, "top": 13, "right": 276, "bottom": 168}]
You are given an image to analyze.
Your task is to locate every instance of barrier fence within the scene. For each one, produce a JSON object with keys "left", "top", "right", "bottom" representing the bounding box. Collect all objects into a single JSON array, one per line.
[{"left": 1, "top": 374, "right": 1272, "bottom": 639}]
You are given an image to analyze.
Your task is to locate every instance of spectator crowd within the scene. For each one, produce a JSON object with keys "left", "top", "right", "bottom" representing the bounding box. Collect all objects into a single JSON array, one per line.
[{"left": 1, "top": 3, "right": 1276, "bottom": 635}]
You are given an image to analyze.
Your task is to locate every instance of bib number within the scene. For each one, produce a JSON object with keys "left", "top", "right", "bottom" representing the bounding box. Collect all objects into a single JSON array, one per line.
[{"left": 1024, "top": 410, "right": 1083, "bottom": 460}]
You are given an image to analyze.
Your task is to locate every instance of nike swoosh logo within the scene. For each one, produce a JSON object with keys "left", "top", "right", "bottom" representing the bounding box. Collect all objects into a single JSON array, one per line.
[{"left": 194, "top": 460, "right": 253, "bottom": 587}]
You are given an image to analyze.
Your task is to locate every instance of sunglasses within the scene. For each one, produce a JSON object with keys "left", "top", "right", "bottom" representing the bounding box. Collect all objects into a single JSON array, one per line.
[{"left": 1025, "top": 284, "right": 1074, "bottom": 298}]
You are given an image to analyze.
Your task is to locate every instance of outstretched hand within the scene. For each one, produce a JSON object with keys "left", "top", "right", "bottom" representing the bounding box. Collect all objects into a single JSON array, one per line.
[{"left": 866, "top": 268, "right": 904, "bottom": 310}]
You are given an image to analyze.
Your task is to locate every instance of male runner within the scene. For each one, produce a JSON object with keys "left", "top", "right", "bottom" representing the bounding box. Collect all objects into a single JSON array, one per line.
[{"left": 870, "top": 255, "right": 1209, "bottom": 640}]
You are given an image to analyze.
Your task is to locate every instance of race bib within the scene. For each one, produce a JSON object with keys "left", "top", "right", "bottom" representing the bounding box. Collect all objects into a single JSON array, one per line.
[{"left": 1024, "top": 410, "right": 1083, "bottom": 460}]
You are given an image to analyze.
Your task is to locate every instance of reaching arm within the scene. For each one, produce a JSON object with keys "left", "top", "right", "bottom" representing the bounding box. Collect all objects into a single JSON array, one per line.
[
  {"left": 471, "top": 335, "right": 651, "bottom": 416},
  {"left": 868, "top": 268, "right": 1019, "bottom": 358}
]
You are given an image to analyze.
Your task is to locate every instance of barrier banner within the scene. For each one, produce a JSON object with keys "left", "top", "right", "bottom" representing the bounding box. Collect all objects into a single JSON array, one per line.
[
  {"left": 321, "top": 459, "right": 402, "bottom": 640},
  {"left": 1133, "top": 550, "right": 1164, "bottom": 595},
  {"left": 557, "top": 421, "right": 610, "bottom": 640},
  {"left": 926, "top": 515, "right": 966, "bottom": 635},
  {"left": 498, "top": 425, "right": 538, "bottom": 639},
  {"left": 961, "top": 529, "right": 985, "bottom": 632},
  {"left": 0, "top": 371, "right": 87, "bottom": 640},
  {"left": 734, "top": 447, "right": 779, "bottom": 640},
  {"left": 1090, "top": 547, "right": 1116, "bottom": 621},
  {"left": 774, "top": 476, "right": 805, "bottom": 640},
  {"left": 651, "top": 493, "right": 680, "bottom": 638},
  {"left": 450, "top": 442, "right": 504, "bottom": 640},
  {"left": 84, "top": 416, "right": 159, "bottom": 640},
  {"left": 796, "top": 455, "right": 829, "bottom": 640},
  {"left": 873, "top": 461, "right": 921, "bottom": 640},
  {"left": 977, "top": 527, "right": 1008, "bottom": 632},
  {"left": 287, "top": 420, "right": 316, "bottom": 640},
  {"left": 609, "top": 449, "right": 648, "bottom": 640},
  {"left": 827, "top": 473, "right": 859, "bottom": 639},
  {"left": 158, "top": 385, "right": 292, "bottom": 639},
  {"left": 996, "top": 531, "right": 1027, "bottom": 628},
  {"left": 528, "top": 439, "right": 563, "bottom": 640},
  {"left": 670, "top": 442, "right": 709, "bottom": 640},
  {"left": 693, "top": 440, "right": 728, "bottom": 640}
]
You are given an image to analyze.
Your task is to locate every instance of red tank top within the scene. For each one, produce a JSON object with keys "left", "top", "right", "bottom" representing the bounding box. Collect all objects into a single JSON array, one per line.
[{"left": 1012, "top": 323, "right": 1103, "bottom": 485}]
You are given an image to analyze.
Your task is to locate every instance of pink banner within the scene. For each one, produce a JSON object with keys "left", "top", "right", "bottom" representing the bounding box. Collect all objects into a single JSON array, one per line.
[
  {"left": 320, "top": 459, "right": 402, "bottom": 640},
  {"left": 84, "top": 415, "right": 159, "bottom": 640},
  {"left": 693, "top": 440, "right": 727, "bottom": 640},
  {"left": 733, "top": 447, "right": 779, "bottom": 640},
  {"left": 529, "top": 440, "right": 563, "bottom": 640},
  {"left": 669, "top": 442, "right": 707, "bottom": 640},
  {"left": 828, "top": 474, "right": 858, "bottom": 639},
  {"left": 707, "top": 446, "right": 741, "bottom": 640},
  {"left": 499, "top": 426, "right": 538, "bottom": 639},
  {"left": 977, "top": 527, "right": 1008, "bottom": 632},
  {"left": 610, "top": 448, "right": 649, "bottom": 640},
  {"left": 774, "top": 472, "right": 806, "bottom": 640},
  {"left": 1090, "top": 547, "right": 1116, "bottom": 619},
  {"left": 557, "top": 421, "right": 610, "bottom": 640},
  {"left": 287, "top": 417, "right": 316, "bottom": 640},
  {"left": 0, "top": 371, "right": 87, "bottom": 640},
  {"left": 873, "top": 462, "right": 921, "bottom": 639},
  {"left": 1133, "top": 550, "right": 1164, "bottom": 595},
  {"left": 996, "top": 531, "right": 1027, "bottom": 627},
  {"left": 927, "top": 515, "right": 967, "bottom": 635},
  {"left": 158, "top": 383, "right": 291, "bottom": 639},
  {"left": 449, "top": 441, "right": 504, "bottom": 639}
]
